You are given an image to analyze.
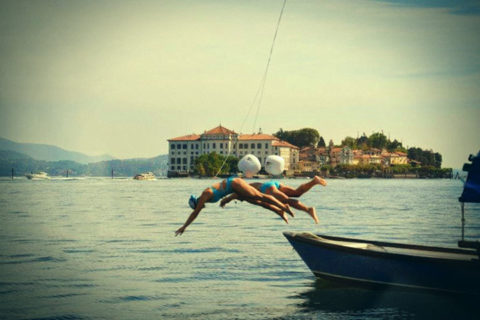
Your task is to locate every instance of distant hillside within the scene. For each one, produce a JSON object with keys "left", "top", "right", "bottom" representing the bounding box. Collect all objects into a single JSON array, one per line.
[
  {"left": 0, "top": 137, "right": 114, "bottom": 164},
  {"left": 0, "top": 150, "right": 33, "bottom": 160},
  {"left": 0, "top": 150, "right": 169, "bottom": 177}
]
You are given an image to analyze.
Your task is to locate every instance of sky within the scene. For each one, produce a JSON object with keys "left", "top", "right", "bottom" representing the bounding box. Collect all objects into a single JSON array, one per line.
[{"left": 0, "top": 0, "right": 479, "bottom": 168}]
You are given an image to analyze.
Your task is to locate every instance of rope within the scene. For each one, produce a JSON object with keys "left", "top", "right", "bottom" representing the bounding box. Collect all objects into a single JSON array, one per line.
[
  {"left": 214, "top": 0, "right": 287, "bottom": 177},
  {"left": 252, "top": 0, "right": 287, "bottom": 133}
]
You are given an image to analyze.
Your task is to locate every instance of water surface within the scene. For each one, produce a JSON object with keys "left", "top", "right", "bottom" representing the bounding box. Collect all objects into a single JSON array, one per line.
[{"left": 0, "top": 178, "right": 479, "bottom": 319}]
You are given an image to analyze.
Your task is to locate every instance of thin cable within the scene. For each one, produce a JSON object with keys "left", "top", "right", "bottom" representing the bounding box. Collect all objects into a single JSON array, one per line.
[
  {"left": 252, "top": 0, "right": 287, "bottom": 133},
  {"left": 214, "top": 0, "right": 287, "bottom": 177}
]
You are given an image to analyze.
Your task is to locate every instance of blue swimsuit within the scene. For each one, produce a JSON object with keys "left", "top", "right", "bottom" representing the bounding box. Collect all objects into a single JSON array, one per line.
[
  {"left": 208, "top": 176, "right": 236, "bottom": 203},
  {"left": 260, "top": 181, "right": 281, "bottom": 193}
]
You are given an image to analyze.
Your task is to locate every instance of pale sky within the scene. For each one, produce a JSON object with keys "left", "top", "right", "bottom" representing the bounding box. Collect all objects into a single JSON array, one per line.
[{"left": 0, "top": 0, "right": 479, "bottom": 168}]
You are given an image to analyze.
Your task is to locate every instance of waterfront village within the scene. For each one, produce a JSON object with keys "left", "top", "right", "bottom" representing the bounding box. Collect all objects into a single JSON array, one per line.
[{"left": 167, "top": 125, "right": 451, "bottom": 178}]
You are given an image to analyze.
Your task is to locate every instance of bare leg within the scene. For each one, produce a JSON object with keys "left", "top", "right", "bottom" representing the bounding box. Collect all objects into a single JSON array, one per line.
[
  {"left": 232, "top": 179, "right": 294, "bottom": 216},
  {"left": 280, "top": 176, "right": 327, "bottom": 198},
  {"left": 269, "top": 188, "right": 318, "bottom": 224},
  {"left": 242, "top": 197, "right": 288, "bottom": 223}
]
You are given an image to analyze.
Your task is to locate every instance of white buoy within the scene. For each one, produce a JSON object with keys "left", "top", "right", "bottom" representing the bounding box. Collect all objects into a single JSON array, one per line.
[
  {"left": 238, "top": 154, "right": 261, "bottom": 178},
  {"left": 265, "top": 155, "right": 285, "bottom": 176}
]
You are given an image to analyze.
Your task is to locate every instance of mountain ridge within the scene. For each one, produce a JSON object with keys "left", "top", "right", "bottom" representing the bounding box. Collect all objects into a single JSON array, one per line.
[{"left": 0, "top": 137, "right": 114, "bottom": 164}]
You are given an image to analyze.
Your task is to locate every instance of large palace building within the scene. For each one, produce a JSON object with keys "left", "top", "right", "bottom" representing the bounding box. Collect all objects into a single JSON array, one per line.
[{"left": 167, "top": 125, "right": 299, "bottom": 177}]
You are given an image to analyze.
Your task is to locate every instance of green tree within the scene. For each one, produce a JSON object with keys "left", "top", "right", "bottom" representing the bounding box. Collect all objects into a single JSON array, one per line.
[
  {"left": 194, "top": 153, "right": 238, "bottom": 177},
  {"left": 317, "top": 136, "right": 326, "bottom": 148},
  {"left": 341, "top": 136, "right": 357, "bottom": 149},
  {"left": 356, "top": 134, "right": 369, "bottom": 150},
  {"left": 387, "top": 139, "right": 404, "bottom": 152},
  {"left": 273, "top": 128, "right": 320, "bottom": 148},
  {"left": 368, "top": 132, "right": 388, "bottom": 149}
]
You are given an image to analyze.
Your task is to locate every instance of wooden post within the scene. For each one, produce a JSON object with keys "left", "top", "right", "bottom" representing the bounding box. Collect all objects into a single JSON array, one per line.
[
  {"left": 66, "top": 169, "right": 69, "bottom": 178},
  {"left": 111, "top": 169, "right": 114, "bottom": 179},
  {"left": 11, "top": 168, "right": 14, "bottom": 180}
]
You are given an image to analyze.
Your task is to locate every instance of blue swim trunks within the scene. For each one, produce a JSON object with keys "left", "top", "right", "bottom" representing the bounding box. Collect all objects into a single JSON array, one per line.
[
  {"left": 209, "top": 176, "right": 236, "bottom": 203},
  {"left": 260, "top": 180, "right": 281, "bottom": 193}
]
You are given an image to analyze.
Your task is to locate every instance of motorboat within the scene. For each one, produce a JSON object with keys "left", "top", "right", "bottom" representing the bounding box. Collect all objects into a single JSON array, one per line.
[
  {"left": 284, "top": 152, "right": 480, "bottom": 294},
  {"left": 133, "top": 172, "right": 156, "bottom": 180},
  {"left": 25, "top": 172, "right": 50, "bottom": 180}
]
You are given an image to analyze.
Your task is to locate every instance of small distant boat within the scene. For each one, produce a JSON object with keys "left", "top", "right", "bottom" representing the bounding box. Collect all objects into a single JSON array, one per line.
[
  {"left": 25, "top": 172, "right": 50, "bottom": 180},
  {"left": 133, "top": 172, "right": 156, "bottom": 180}
]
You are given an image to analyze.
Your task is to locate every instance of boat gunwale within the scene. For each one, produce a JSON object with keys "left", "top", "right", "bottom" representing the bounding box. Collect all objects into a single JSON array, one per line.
[{"left": 283, "top": 232, "right": 479, "bottom": 264}]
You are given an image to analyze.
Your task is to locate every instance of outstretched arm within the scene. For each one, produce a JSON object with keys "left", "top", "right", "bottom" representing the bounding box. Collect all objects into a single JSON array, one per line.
[
  {"left": 220, "top": 193, "right": 239, "bottom": 207},
  {"left": 175, "top": 193, "right": 209, "bottom": 236}
]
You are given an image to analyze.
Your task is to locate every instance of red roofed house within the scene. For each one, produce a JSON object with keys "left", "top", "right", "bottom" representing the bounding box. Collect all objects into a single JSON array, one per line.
[{"left": 167, "top": 125, "right": 299, "bottom": 177}]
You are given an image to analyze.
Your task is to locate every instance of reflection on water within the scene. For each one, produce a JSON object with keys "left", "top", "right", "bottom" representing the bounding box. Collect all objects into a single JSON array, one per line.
[{"left": 296, "top": 280, "right": 478, "bottom": 319}]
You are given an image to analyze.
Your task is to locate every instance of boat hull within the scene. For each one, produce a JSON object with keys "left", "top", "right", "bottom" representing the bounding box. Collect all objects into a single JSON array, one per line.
[{"left": 284, "top": 232, "right": 480, "bottom": 295}]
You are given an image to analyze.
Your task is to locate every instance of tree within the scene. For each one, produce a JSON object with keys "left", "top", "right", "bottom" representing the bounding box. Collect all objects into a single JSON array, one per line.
[
  {"left": 317, "top": 136, "right": 326, "bottom": 148},
  {"left": 357, "top": 134, "right": 369, "bottom": 150},
  {"left": 273, "top": 128, "right": 320, "bottom": 148},
  {"left": 194, "top": 153, "right": 238, "bottom": 177},
  {"left": 341, "top": 136, "right": 357, "bottom": 149},
  {"left": 387, "top": 139, "right": 404, "bottom": 152},
  {"left": 368, "top": 132, "right": 388, "bottom": 149}
]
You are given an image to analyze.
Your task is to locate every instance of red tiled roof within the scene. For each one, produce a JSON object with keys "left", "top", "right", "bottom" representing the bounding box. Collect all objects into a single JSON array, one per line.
[
  {"left": 203, "top": 125, "right": 237, "bottom": 135},
  {"left": 272, "top": 140, "right": 299, "bottom": 149},
  {"left": 238, "top": 133, "right": 277, "bottom": 140},
  {"left": 168, "top": 134, "right": 201, "bottom": 141}
]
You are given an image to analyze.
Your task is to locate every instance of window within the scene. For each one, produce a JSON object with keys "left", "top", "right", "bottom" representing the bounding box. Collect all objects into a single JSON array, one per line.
[
  {"left": 183, "top": 144, "right": 187, "bottom": 149},
  {"left": 177, "top": 166, "right": 181, "bottom": 170},
  {"left": 220, "top": 143, "right": 223, "bottom": 149},
  {"left": 171, "top": 166, "right": 175, "bottom": 170},
  {"left": 171, "top": 157, "right": 175, "bottom": 164},
  {"left": 257, "top": 143, "right": 261, "bottom": 149},
  {"left": 265, "top": 143, "right": 268, "bottom": 148},
  {"left": 251, "top": 143, "right": 255, "bottom": 149},
  {"left": 171, "top": 144, "right": 176, "bottom": 150},
  {"left": 213, "top": 143, "right": 216, "bottom": 149},
  {"left": 203, "top": 143, "right": 206, "bottom": 149},
  {"left": 182, "top": 158, "right": 187, "bottom": 164},
  {"left": 196, "top": 144, "right": 199, "bottom": 150},
  {"left": 183, "top": 166, "right": 186, "bottom": 170},
  {"left": 220, "top": 151, "right": 223, "bottom": 154}
]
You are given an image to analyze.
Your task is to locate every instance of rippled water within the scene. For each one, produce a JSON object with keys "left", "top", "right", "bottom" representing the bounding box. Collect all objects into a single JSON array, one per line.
[{"left": 0, "top": 177, "right": 479, "bottom": 320}]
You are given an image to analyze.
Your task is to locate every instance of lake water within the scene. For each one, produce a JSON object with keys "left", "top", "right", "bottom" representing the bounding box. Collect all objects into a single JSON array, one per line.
[{"left": 0, "top": 177, "right": 479, "bottom": 320}]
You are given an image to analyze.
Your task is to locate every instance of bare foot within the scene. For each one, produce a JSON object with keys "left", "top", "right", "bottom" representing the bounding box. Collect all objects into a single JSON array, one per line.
[
  {"left": 285, "top": 204, "right": 295, "bottom": 217},
  {"left": 314, "top": 176, "right": 327, "bottom": 186},
  {"left": 275, "top": 211, "right": 289, "bottom": 224},
  {"left": 308, "top": 207, "right": 319, "bottom": 224}
]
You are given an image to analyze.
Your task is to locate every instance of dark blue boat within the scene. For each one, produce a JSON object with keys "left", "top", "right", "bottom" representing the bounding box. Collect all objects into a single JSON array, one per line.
[
  {"left": 285, "top": 152, "right": 480, "bottom": 295},
  {"left": 284, "top": 232, "right": 480, "bottom": 294}
]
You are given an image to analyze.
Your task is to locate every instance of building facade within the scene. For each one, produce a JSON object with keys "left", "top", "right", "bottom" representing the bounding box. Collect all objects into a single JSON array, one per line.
[{"left": 167, "top": 126, "right": 299, "bottom": 177}]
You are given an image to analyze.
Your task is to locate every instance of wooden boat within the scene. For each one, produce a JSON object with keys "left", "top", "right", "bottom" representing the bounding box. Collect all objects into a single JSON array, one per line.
[
  {"left": 285, "top": 152, "right": 480, "bottom": 294},
  {"left": 284, "top": 232, "right": 480, "bottom": 294}
]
